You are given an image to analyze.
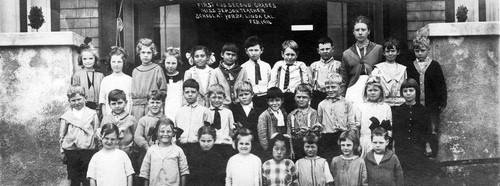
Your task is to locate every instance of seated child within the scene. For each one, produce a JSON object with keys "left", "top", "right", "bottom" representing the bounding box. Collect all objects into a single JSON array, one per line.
[
  {"left": 310, "top": 36, "right": 342, "bottom": 109},
  {"left": 226, "top": 128, "right": 262, "bottom": 186},
  {"left": 262, "top": 133, "right": 297, "bottom": 186},
  {"left": 139, "top": 118, "right": 189, "bottom": 186},
  {"left": 241, "top": 36, "right": 272, "bottom": 109},
  {"left": 295, "top": 130, "right": 334, "bottom": 186},
  {"left": 317, "top": 73, "right": 356, "bottom": 161},
  {"left": 176, "top": 79, "right": 209, "bottom": 155},
  {"left": 131, "top": 38, "right": 167, "bottom": 120},
  {"left": 100, "top": 89, "right": 138, "bottom": 170},
  {"left": 330, "top": 130, "right": 368, "bottom": 186},
  {"left": 59, "top": 85, "right": 100, "bottom": 186},
  {"left": 87, "top": 123, "right": 134, "bottom": 186},
  {"left": 229, "top": 81, "right": 265, "bottom": 156},
  {"left": 257, "top": 87, "right": 292, "bottom": 159},
  {"left": 204, "top": 84, "right": 236, "bottom": 159},
  {"left": 134, "top": 90, "right": 172, "bottom": 169},
  {"left": 371, "top": 37, "right": 407, "bottom": 107},
  {"left": 287, "top": 83, "right": 319, "bottom": 160},
  {"left": 209, "top": 42, "right": 248, "bottom": 107},
  {"left": 186, "top": 124, "right": 226, "bottom": 186},
  {"left": 364, "top": 126, "right": 403, "bottom": 186},
  {"left": 268, "top": 40, "right": 309, "bottom": 113}
]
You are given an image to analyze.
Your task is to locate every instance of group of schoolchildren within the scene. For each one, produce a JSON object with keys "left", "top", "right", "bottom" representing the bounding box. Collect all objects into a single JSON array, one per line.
[{"left": 59, "top": 15, "right": 447, "bottom": 186}]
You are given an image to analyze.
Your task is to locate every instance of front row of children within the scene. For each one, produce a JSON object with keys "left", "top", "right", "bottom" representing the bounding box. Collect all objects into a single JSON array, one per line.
[{"left": 60, "top": 76, "right": 415, "bottom": 186}]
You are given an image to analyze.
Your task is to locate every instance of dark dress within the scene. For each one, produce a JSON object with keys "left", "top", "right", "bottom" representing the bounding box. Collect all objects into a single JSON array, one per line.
[
  {"left": 393, "top": 103, "right": 431, "bottom": 160},
  {"left": 392, "top": 102, "right": 438, "bottom": 184},
  {"left": 186, "top": 146, "right": 226, "bottom": 186}
]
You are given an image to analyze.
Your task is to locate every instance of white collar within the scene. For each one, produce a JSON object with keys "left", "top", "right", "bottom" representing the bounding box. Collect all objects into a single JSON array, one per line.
[
  {"left": 241, "top": 102, "right": 253, "bottom": 109},
  {"left": 222, "top": 62, "right": 236, "bottom": 69}
]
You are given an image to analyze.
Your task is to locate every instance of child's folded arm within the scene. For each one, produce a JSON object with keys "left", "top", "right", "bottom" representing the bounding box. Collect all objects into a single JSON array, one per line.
[
  {"left": 257, "top": 114, "right": 269, "bottom": 150},
  {"left": 133, "top": 121, "right": 148, "bottom": 150}
]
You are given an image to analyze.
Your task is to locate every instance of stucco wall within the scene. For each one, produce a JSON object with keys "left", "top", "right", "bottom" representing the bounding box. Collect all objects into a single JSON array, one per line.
[
  {"left": 416, "top": 22, "right": 500, "bottom": 185},
  {"left": 0, "top": 32, "right": 81, "bottom": 186}
]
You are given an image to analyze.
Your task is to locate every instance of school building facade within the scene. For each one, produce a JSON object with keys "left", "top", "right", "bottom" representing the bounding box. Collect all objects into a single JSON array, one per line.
[
  {"left": 0, "top": 0, "right": 499, "bottom": 185},
  {"left": 2, "top": 0, "right": 498, "bottom": 68}
]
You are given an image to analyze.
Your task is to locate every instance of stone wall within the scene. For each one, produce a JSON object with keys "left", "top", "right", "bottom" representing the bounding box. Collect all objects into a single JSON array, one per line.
[
  {"left": 0, "top": 32, "right": 82, "bottom": 186},
  {"left": 406, "top": 0, "right": 446, "bottom": 47},
  {"left": 59, "top": 0, "right": 99, "bottom": 49}
]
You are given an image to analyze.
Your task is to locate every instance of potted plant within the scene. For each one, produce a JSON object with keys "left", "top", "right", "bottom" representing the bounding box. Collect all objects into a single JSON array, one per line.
[
  {"left": 28, "top": 6, "right": 45, "bottom": 31},
  {"left": 456, "top": 5, "right": 468, "bottom": 22}
]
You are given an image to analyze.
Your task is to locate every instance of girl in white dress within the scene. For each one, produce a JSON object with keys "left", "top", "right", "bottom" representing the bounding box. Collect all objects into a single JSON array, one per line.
[
  {"left": 162, "top": 48, "right": 184, "bottom": 120},
  {"left": 99, "top": 46, "right": 132, "bottom": 116},
  {"left": 357, "top": 76, "right": 392, "bottom": 158}
]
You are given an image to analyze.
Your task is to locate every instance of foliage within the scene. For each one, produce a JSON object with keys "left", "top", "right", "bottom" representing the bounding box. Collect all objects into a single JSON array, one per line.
[
  {"left": 28, "top": 6, "right": 45, "bottom": 31},
  {"left": 456, "top": 5, "right": 468, "bottom": 22}
]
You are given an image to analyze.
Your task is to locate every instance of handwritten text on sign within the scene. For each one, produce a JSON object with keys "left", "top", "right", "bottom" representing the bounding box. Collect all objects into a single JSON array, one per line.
[{"left": 195, "top": 2, "right": 277, "bottom": 25}]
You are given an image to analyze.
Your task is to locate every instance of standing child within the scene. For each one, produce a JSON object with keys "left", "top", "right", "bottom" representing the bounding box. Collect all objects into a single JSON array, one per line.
[
  {"left": 99, "top": 46, "right": 132, "bottom": 116},
  {"left": 257, "top": 87, "right": 293, "bottom": 159},
  {"left": 59, "top": 85, "right": 99, "bottom": 186},
  {"left": 364, "top": 126, "right": 403, "bottom": 186},
  {"left": 134, "top": 90, "right": 173, "bottom": 170},
  {"left": 176, "top": 79, "right": 209, "bottom": 156},
  {"left": 186, "top": 124, "right": 226, "bottom": 186},
  {"left": 317, "top": 73, "right": 356, "bottom": 161},
  {"left": 140, "top": 119, "right": 189, "bottom": 186},
  {"left": 226, "top": 128, "right": 262, "bottom": 186},
  {"left": 131, "top": 38, "right": 168, "bottom": 120},
  {"left": 229, "top": 81, "right": 265, "bottom": 157},
  {"left": 269, "top": 40, "right": 309, "bottom": 113},
  {"left": 357, "top": 76, "right": 392, "bottom": 158},
  {"left": 406, "top": 36, "right": 447, "bottom": 159},
  {"left": 72, "top": 39, "right": 104, "bottom": 111},
  {"left": 184, "top": 45, "right": 214, "bottom": 107},
  {"left": 295, "top": 130, "right": 334, "bottom": 186},
  {"left": 262, "top": 133, "right": 297, "bottom": 186},
  {"left": 330, "top": 130, "right": 368, "bottom": 186},
  {"left": 100, "top": 89, "right": 137, "bottom": 157},
  {"left": 87, "top": 124, "right": 134, "bottom": 186},
  {"left": 204, "top": 84, "right": 236, "bottom": 159},
  {"left": 241, "top": 36, "right": 272, "bottom": 109},
  {"left": 163, "top": 47, "right": 184, "bottom": 120},
  {"left": 209, "top": 42, "right": 249, "bottom": 107},
  {"left": 287, "top": 83, "right": 318, "bottom": 160},
  {"left": 393, "top": 78, "right": 435, "bottom": 176},
  {"left": 310, "top": 36, "right": 342, "bottom": 109},
  {"left": 371, "top": 37, "right": 407, "bottom": 107}
]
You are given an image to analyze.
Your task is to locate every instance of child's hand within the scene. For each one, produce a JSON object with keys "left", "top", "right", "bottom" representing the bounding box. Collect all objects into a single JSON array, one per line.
[
  {"left": 290, "top": 150, "right": 295, "bottom": 160},
  {"left": 233, "top": 122, "right": 243, "bottom": 129},
  {"left": 425, "top": 146, "right": 432, "bottom": 156},
  {"left": 61, "top": 152, "right": 67, "bottom": 164}
]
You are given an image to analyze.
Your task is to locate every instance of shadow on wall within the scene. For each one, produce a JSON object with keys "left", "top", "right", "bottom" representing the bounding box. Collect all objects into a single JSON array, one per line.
[{"left": 0, "top": 107, "right": 66, "bottom": 185}]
